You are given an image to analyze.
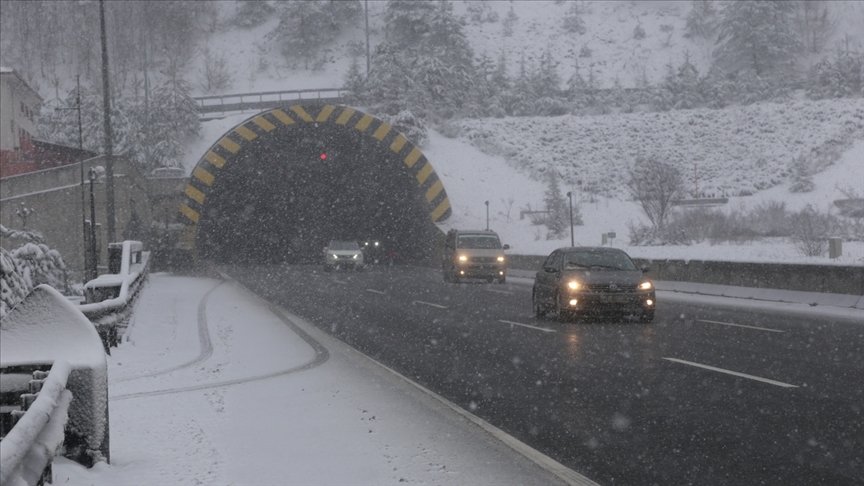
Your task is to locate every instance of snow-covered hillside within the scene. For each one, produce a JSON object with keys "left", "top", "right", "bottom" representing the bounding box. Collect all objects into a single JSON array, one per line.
[{"left": 454, "top": 98, "right": 864, "bottom": 198}]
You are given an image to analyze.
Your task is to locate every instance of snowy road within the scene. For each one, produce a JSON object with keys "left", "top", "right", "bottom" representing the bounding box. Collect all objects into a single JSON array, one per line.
[
  {"left": 227, "top": 263, "right": 864, "bottom": 486},
  {"left": 53, "top": 273, "right": 576, "bottom": 485}
]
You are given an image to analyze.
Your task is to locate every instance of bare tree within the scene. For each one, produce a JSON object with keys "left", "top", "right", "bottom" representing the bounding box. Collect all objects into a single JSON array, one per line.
[
  {"left": 790, "top": 205, "right": 831, "bottom": 256},
  {"left": 199, "top": 47, "right": 233, "bottom": 92},
  {"left": 627, "top": 156, "right": 684, "bottom": 229},
  {"left": 793, "top": 0, "right": 838, "bottom": 54}
]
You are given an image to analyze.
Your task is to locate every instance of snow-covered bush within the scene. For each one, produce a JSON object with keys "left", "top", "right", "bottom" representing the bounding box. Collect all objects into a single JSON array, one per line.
[
  {"left": 788, "top": 155, "right": 815, "bottom": 193},
  {"left": 386, "top": 110, "right": 429, "bottom": 148},
  {"left": 1, "top": 247, "right": 30, "bottom": 319},
  {"left": 0, "top": 225, "right": 70, "bottom": 317},
  {"left": 790, "top": 205, "right": 833, "bottom": 256},
  {"left": 233, "top": 0, "right": 275, "bottom": 28},
  {"left": 807, "top": 52, "right": 864, "bottom": 100}
]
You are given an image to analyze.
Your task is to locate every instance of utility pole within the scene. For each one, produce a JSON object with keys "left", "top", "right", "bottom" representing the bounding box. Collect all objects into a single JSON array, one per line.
[
  {"left": 365, "top": 0, "right": 371, "bottom": 76},
  {"left": 485, "top": 201, "right": 489, "bottom": 230},
  {"left": 567, "top": 191, "right": 574, "bottom": 246},
  {"left": 99, "top": 0, "right": 116, "bottom": 243},
  {"left": 55, "top": 75, "right": 87, "bottom": 278}
]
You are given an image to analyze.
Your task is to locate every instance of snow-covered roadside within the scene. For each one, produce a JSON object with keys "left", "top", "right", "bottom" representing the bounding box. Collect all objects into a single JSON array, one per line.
[{"left": 52, "top": 273, "right": 573, "bottom": 486}]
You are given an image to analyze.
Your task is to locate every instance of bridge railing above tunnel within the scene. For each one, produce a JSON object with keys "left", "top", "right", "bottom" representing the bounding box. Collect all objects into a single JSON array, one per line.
[{"left": 194, "top": 88, "right": 349, "bottom": 119}]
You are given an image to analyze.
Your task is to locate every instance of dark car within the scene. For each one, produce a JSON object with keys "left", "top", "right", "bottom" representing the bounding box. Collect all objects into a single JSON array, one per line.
[{"left": 532, "top": 247, "right": 655, "bottom": 322}]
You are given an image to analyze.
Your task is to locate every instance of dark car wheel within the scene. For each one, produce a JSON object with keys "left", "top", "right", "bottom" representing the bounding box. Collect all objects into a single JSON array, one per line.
[
  {"left": 640, "top": 310, "right": 655, "bottom": 323},
  {"left": 532, "top": 289, "right": 547, "bottom": 319},
  {"left": 497, "top": 276, "right": 506, "bottom": 284}
]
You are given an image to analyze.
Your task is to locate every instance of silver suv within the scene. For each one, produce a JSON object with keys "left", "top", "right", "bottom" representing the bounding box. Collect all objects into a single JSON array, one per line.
[
  {"left": 324, "top": 240, "right": 364, "bottom": 271},
  {"left": 442, "top": 229, "right": 509, "bottom": 283}
]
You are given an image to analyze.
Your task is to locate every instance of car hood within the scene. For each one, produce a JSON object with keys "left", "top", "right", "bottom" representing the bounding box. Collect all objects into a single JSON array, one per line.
[
  {"left": 455, "top": 249, "right": 505, "bottom": 257},
  {"left": 561, "top": 269, "right": 647, "bottom": 285}
]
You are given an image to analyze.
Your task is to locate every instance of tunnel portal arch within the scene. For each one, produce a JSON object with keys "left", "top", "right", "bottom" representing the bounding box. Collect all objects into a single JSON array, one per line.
[{"left": 178, "top": 104, "right": 451, "bottom": 264}]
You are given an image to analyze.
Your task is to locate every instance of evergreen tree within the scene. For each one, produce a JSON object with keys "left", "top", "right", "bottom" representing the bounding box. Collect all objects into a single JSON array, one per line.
[
  {"left": 806, "top": 52, "right": 864, "bottom": 100},
  {"left": 684, "top": 0, "right": 716, "bottom": 39},
  {"left": 502, "top": 6, "right": 518, "bottom": 37},
  {"left": 563, "top": 2, "right": 586, "bottom": 35},
  {"left": 268, "top": 1, "right": 361, "bottom": 69},
  {"left": 713, "top": 1, "right": 799, "bottom": 78},
  {"left": 365, "top": 43, "right": 415, "bottom": 114},
  {"left": 541, "top": 169, "right": 569, "bottom": 240},
  {"left": 384, "top": 0, "right": 438, "bottom": 49},
  {"left": 343, "top": 56, "right": 366, "bottom": 102}
]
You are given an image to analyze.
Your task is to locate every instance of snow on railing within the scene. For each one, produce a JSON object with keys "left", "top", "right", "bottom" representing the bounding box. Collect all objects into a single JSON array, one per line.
[
  {"left": 0, "top": 360, "right": 73, "bottom": 486},
  {"left": 79, "top": 241, "right": 150, "bottom": 349}
]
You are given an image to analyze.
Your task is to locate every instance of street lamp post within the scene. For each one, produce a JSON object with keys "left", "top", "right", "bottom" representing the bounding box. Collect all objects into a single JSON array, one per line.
[
  {"left": 567, "top": 191, "right": 574, "bottom": 247},
  {"left": 55, "top": 75, "right": 87, "bottom": 282},
  {"left": 485, "top": 201, "right": 489, "bottom": 230},
  {"left": 16, "top": 202, "right": 34, "bottom": 229},
  {"left": 87, "top": 168, "right": 99, "bottom": 282}
]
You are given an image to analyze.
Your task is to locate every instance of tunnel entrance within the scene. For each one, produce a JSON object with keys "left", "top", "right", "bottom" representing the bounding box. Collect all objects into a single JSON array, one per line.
[{"left": 178, "top": 104, "right": 451, "bottom": 265}]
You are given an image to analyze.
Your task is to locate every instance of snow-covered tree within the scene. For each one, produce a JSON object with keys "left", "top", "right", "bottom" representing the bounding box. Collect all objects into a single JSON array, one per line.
[
  {"left": 385, "top": 110, "right": 428, "bottom": 148},
  {"left": 806, "top": 52, "right": 864, "bottom": 100},
  {"left": 788, "top": 154, "right": 815, "bottom": 193},
  {"left": 792, "top": 1, "right": 838, "bottom": 54},
  {"left": 563, "top": 2, "right": 586, "bottom": 35},
  {"left": 540, "top": 169, "right": 569, "bottom": 240},
  {"left": 713, "top": 1, "right": 799, "bottom": 78},
  {"left": 343, "top": 56, "right": 366, "bottom": 103},
  {"left": 365, "top": 42, "right": 415, "bottom": 114},
  {"left": 661, "top": 52, "right": 703, "bottom": 110},
  {"left": 627, "top": 156, "right": 684, "bottom": 229},
  {"left": 502, "top": 5, "right": 518, "bottom": 37},
  {"left": 0, "top": 225, "right": 70, "bottom": 317},
  {"left": 268, "top": 0, "right": 361, "bottom": 69},
  {"left": 233, "top": 0, "right": 276, "bottom": 28},
  {"left": 684, "top": 0, "right": 717, "bottom": 39}
]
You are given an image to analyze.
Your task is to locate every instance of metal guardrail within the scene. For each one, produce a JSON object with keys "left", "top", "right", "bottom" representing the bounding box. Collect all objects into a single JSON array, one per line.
[
  {"left": 193, "top": 88, "right": 349, "bottom": 119},
  {"left": 80, "top": 241, "right": 150, "bottom": 350},
  {"left": 0, "top": 360, "right": 73, "bottom": 486}
]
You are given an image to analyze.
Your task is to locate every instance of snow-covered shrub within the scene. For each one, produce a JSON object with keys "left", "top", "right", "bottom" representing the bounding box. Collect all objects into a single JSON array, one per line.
[
  {"left": 233, "top": 0, "right": 275, "bottom": 29},
  {"left": 747, "top": 200, "right": 792, "bottom": 237},
  {"left": 806, "top": 52, "right": 864, "bottom": 100},
  {"left": 386, "top": 110, "right": 428, "bottom": 148},
  {"left": 0, "top": 225, "right": 70, "bottom": 317},
  {"left": 563, "top": 2, "right": 586, "bottom": 35},
  {"left": 12, "top": 243, "right": 69, "bottom": 294},
  {"left": 790, "top": 205, "right": 833, "bottom": 256},
  {"left": 1, "top": 247, "right": 30, "bottom": 319},
  {"left": 534, "top": 97, "right": 569, "bottom": 117},
  {"left": 633, "top": 23, "right": 646, "bottom": 40},
  {"left": 788, "top": 154, "right": 815, "bottom": 193}
]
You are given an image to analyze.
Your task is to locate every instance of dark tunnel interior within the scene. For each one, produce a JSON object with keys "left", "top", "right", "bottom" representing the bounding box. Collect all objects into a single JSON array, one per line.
[{"left": 197, "top": 121, "right": 443, "bottom": 265}]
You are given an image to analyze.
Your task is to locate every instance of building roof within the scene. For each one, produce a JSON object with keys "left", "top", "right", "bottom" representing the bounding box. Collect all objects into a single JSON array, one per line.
[{"left": 0, "top": 67, "right": 44, "bottom": 103}]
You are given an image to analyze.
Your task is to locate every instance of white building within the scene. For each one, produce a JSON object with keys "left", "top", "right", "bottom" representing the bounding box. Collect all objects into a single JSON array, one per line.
[{"left": 0, "top": 67, "right": 42, "bottom": 158}]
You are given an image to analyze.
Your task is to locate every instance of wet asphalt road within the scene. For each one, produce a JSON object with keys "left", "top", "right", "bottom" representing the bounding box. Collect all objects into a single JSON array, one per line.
[{"left": 225, "top": 263, "right": 864, "bottom": 486}]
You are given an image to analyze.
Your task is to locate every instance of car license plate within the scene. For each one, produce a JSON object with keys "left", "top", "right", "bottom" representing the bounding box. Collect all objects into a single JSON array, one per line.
[{"left": 600, "top": 295, "right": 630, "bottom": 303}]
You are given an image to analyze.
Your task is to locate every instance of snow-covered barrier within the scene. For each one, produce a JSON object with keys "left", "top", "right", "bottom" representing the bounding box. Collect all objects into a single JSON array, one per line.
[
  {"left": 79, "top": 240, "right": 150, "bottom": 349},
  {"left": 0, "top": 285, "right": 110, "bottom": 473},
  {"left": 0, "top": 360, "right": 73, "bottom": 486}
]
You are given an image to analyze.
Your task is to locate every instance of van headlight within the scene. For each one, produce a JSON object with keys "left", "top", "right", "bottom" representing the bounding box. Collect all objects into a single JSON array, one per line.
[
  {"left": 568, "top": 280, "right": 580, "bottom": 290},
  {"left": 496, "top": 256, "right": 505, "bottom": 262},
  {"left": 639, "top": 282, "right": 652, "bottom": 290},
  {"left": 458, "top": 255, "right": 467, "bottom": 262}
]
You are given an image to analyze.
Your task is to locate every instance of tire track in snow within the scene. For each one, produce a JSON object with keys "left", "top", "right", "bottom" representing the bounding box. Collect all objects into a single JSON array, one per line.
[
  {"left": 113, "top": 280, "right": 221, "bottom": 383},
  {"left": 110, "top": 284, "right": 329, "bottom": 401}
]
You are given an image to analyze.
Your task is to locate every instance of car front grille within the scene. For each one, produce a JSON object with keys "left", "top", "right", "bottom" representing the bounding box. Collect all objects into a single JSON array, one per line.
[
  {"left": 583, "top": 284, "right": 639, "bottom": 293},
  {"left": 470, "top": 256, "right": 498, "bottom": 263}
]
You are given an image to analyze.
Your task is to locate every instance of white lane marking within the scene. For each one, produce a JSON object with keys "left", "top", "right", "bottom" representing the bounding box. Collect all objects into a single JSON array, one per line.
[
  {"left": 663, "top": 358, "right": 799, "bottom": 388},
  {"left": 413, "top": 300, "right": 448, "bottom": 309},
  {"left": 499, "top": 320, "right": 557, "bottom": 333},
  {"left": 366, "top": 289, "right": 386, "bottom": 295},
  {"left": 486, "top": 288, "right": 513, "bottom": 295},
  {"left": 697, "top": 319, "right": 784, "bottom": 333},
  {"left": 333, "top": 279, "right": 348, "bottom": 285}
]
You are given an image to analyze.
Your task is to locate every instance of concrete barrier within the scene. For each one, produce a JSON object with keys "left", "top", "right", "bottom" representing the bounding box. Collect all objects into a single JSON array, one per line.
[{"left": 506, "top": 254, "right": 864, "bottom": 296}]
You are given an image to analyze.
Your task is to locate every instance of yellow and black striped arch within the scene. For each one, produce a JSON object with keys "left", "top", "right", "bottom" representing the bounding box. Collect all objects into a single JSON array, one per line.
[{"left": 178, "top": 104, "right": 451, "bottom": 251}]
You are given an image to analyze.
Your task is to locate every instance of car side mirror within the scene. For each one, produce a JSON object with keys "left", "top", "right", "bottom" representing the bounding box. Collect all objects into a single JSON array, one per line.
[
  {"left": 543, "top": 266, "right": 557, "bottom": 273},
  {"left": 502, "top": 244, "right": 510, "bottom": 250},
  {"left": 641, "top": 265, "right": 650, "bottom": 273}
]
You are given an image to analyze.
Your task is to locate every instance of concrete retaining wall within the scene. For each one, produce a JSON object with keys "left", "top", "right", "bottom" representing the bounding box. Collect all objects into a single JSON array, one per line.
[{"left": 507, "top": 254, "right": 864, "bottom": 296}]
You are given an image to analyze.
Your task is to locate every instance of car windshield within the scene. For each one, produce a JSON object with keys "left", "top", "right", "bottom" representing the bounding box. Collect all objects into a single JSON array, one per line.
[
  {"left": 329, "top": 240, "right": 359, "bottom": 251},
  {"left": 563, "top": 251, "right": 637, "bottom": 271},
  {"left": 456, "top": 235, "right": 501, "bottom": 249}
]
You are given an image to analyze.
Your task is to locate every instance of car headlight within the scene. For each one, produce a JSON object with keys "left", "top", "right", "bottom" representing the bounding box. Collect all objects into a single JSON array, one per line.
[
  {"left": 353, "top": 254, "right": 358, "bottom": 259},
  {"left": 458, "top": 255, "right": 467, "bottom": 262},
  {"left": 639, "top": 281, "right": 652, "bottom": 290},
  {"left": 496, "top": 256, "right": 505, "bottom": 262},
  {"left": 567, "top": 280, "right": 580, "bottom": 290}
]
